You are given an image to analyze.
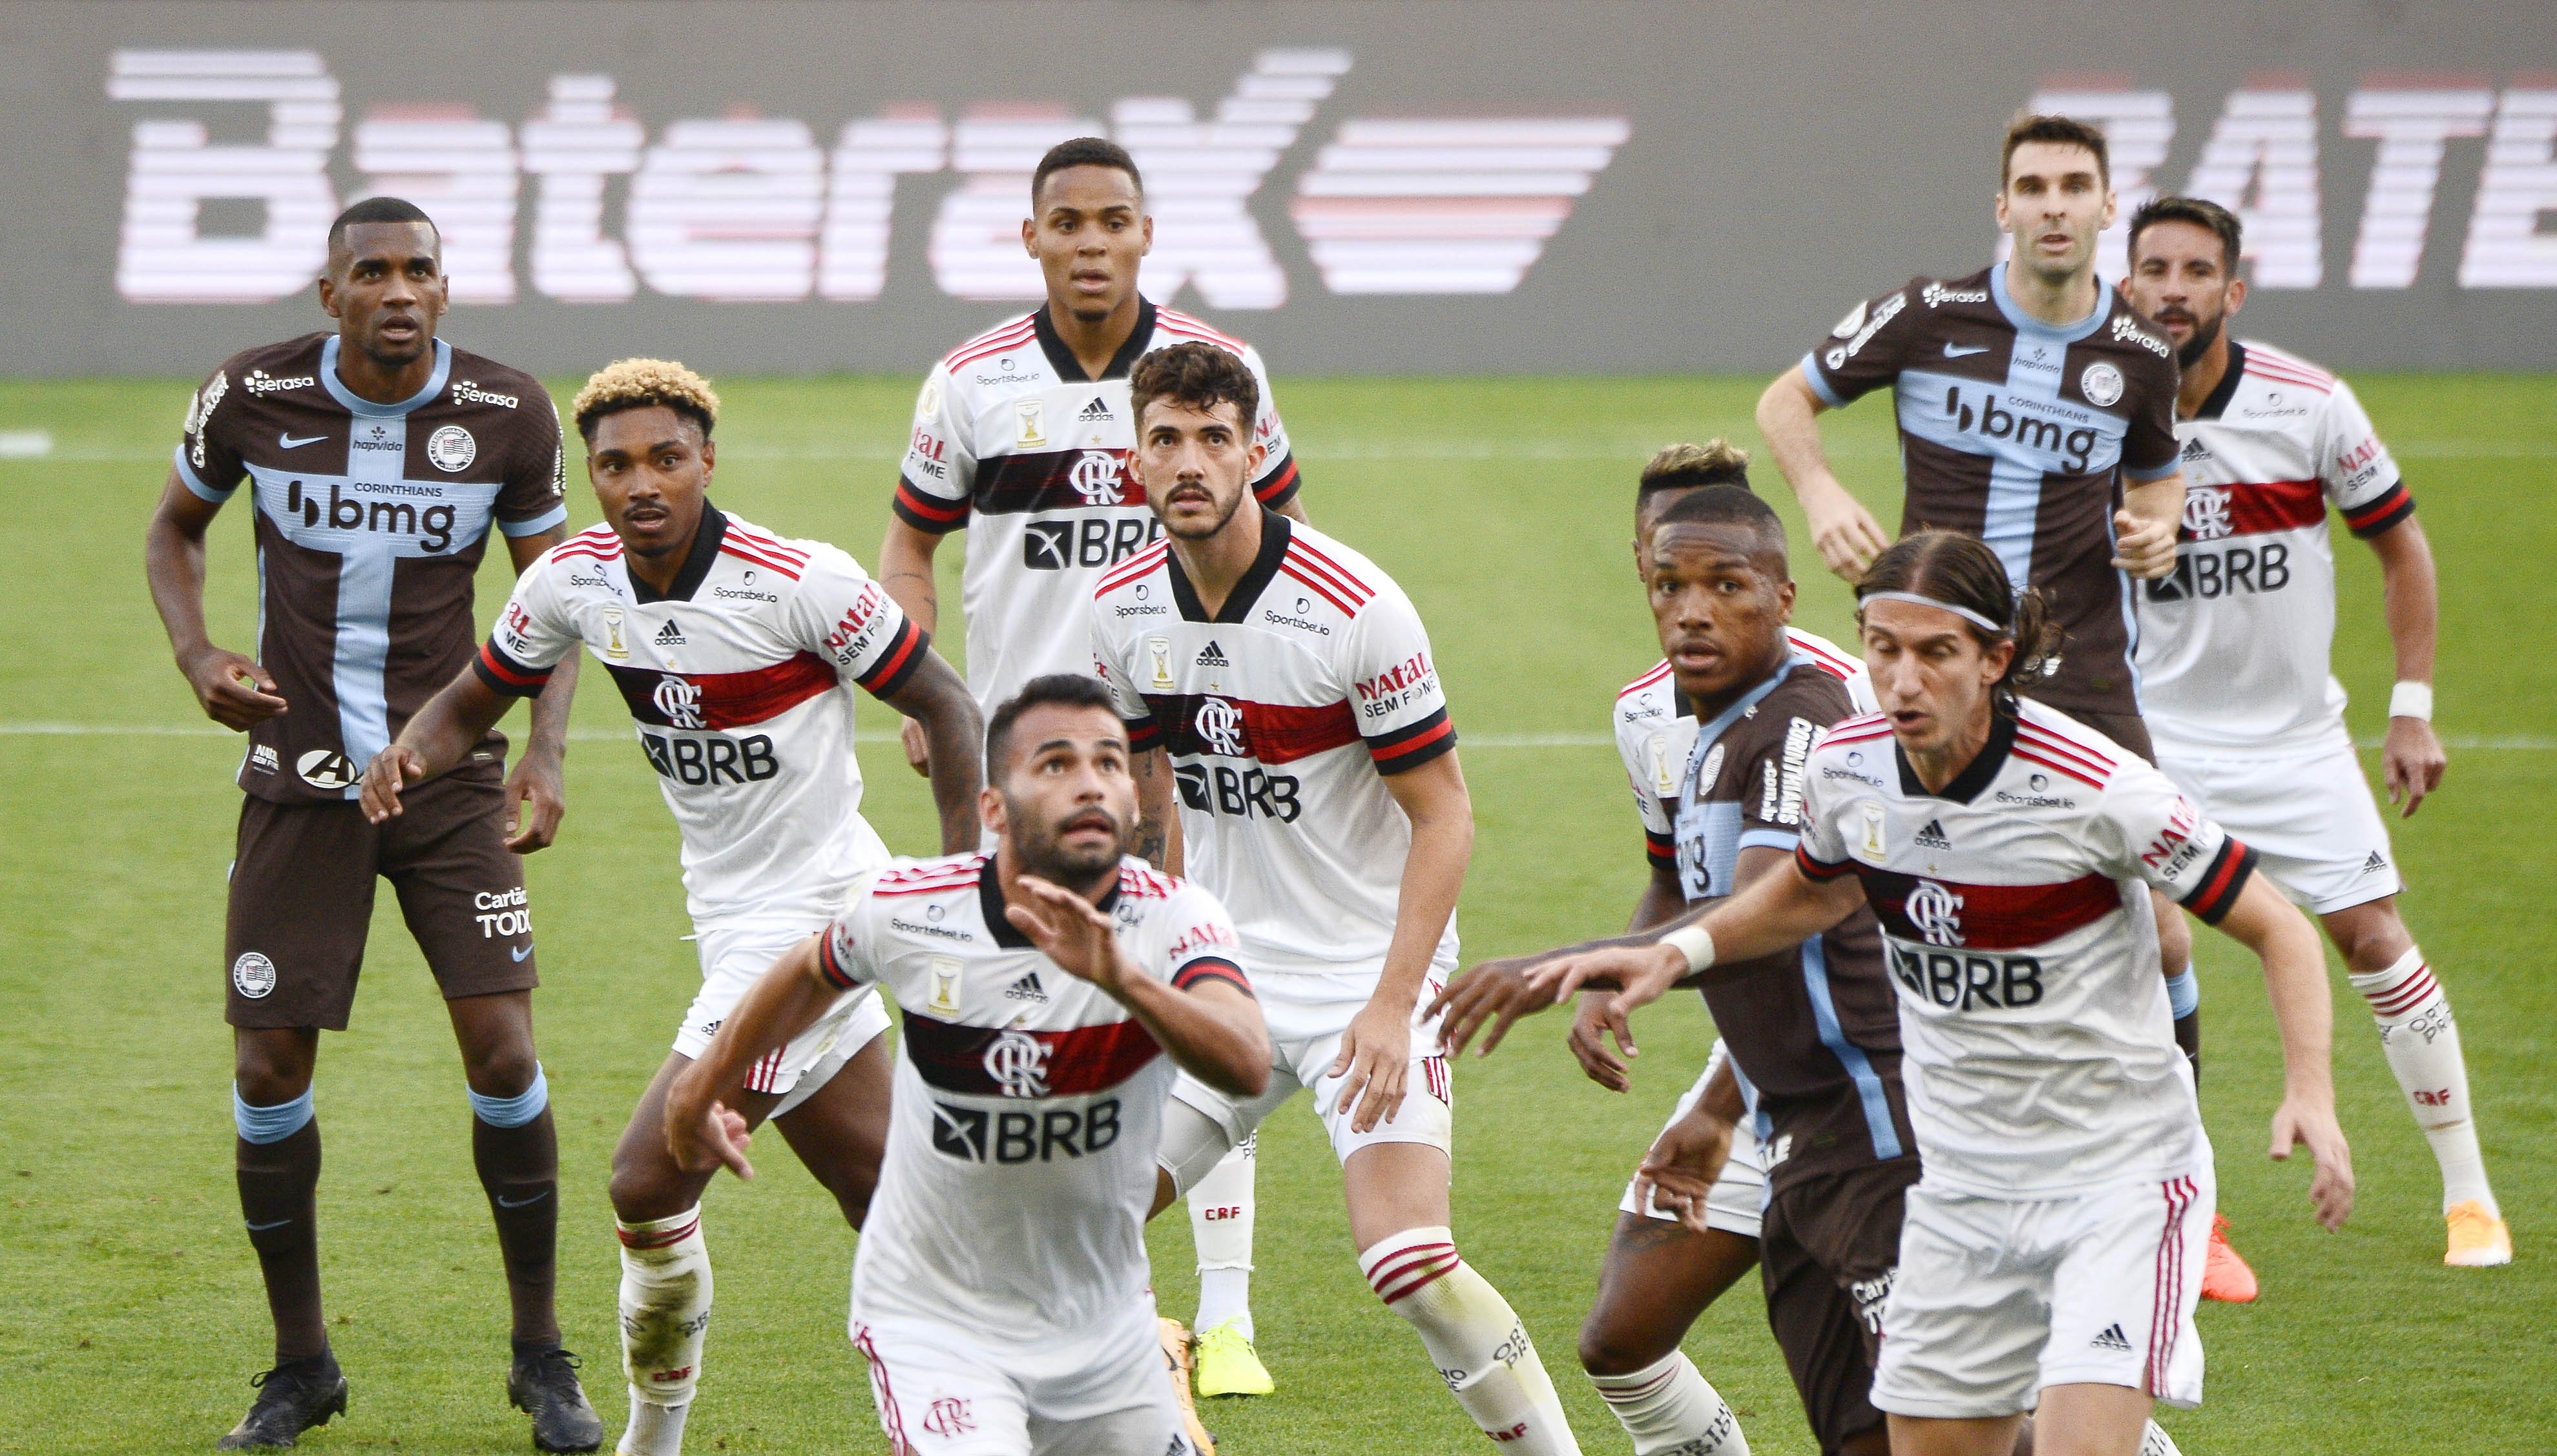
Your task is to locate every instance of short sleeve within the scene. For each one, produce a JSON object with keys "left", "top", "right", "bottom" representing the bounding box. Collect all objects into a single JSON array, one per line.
[
  {"left": 793, "top": 545, "right": 928, "bottom": 698},
  {"left": 175, "top": 364, "right": 246, "bottom": 502},
  {"left": 1242, "top": 346, "right": 1300, "bottom": 510},
  {"left": 892, "top": 365, "right": 976, "bottom": 534},
  {"left": 2319, "top": 379, "right": 2412, "bottom": 537},
  {"left": 474, "top": 561, "right": 579, "bottom": 697},
  {"left": 1345, "top": 585, "right": 1456, "bottom": 775},
  {"left": 1158, "top": 883, "right": 1252, "bottom": 998},
  {"left": 1800, "top": 282, "right": 1922, "bottom": 408},
  {"left": 1791, "top": 747, "right": 1857, "bottom": 880},
  {"left": 2118, "top": 330, "right": 2183, "bottom": 481},
  {"left": 494, "top": 386, "right": 571, "bottom": 537},
  {"left": 1736, "top": 712, "right": 1826, "bottom": 855},
  {"left": 1089, "top": 612, "right": 1162, "bottom": 752},
  {"left": 1614, "top": 712, "right": 1677, "bottom": 874},
  {"left": 2093, "top": 761, "right": 2258, "bottom": 925},
  {"left": 816, "top": 880, "right": 886, "bottom": 990}
]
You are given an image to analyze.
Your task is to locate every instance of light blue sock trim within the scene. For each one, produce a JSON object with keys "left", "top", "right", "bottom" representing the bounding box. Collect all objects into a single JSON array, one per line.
[
  {"left": 469, "top": 1065, "right": 549, "bottom": 1128},
  {"left": 234, "top": 1084, "right": 315, "bottom": 1145},
  {"left": 2166, "top": 970, "right": 2200, "bottom": 1021}
]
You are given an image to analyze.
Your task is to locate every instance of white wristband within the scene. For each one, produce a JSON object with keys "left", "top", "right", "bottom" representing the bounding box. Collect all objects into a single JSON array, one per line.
[
  {"left": 2388, "top": 681, "right": 2433, "bottom": 722},
  {"left": 1662, "top": 926, "right": 1717, "bottom": 974}
]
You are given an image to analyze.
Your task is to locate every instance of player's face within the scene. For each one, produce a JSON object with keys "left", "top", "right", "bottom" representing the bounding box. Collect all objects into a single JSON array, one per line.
[
  {"left": 587, "top": 406, "right": 714, "bottom": 563},
  {"left": 989, "top": 704, "right": 1138, "bottom": 888},
  {"left": 1024, "top": 165, "right": 1151, "bottom": 324},
  {"left": 1136, "top": 398, "right": 1266, "bottom": 542},
  {"left": 1647, "top": 521, "right": 1795, "bottom": 703},
  {"left": 1632, "top": 489, "right": 1680, "bottom": 579},
  {"left": 2124, "top": 220, "right": 2247, "bottom": 368},
  {"left": 1997, "top": 143, "right": 2114, "bottom": 284},
  {"left": 1859, "top": 598, "right": 2014, "bottom": 758},
  {"left": 318, "top": 222, "right": 448, "bottom": 369}
]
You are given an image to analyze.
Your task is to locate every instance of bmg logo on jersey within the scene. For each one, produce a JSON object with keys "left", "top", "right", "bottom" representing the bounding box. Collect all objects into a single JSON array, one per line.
[
  {"left": 282, "top": 477, "right": 458, "bottom": 551},
  {"left": 931, "top": 1097, "right": 1123, "bottom": 1163},
  {"left": 1936, "top": 386, "right": 2106, "bottom": 473}
]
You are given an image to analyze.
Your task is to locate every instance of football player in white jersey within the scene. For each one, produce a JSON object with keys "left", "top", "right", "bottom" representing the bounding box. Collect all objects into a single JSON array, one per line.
[
  {"left": 2122, "top": 196, "right": 2508, "bottom": 1271},
  {"left": 661, "top": 673, "right": 1270, "bottom": 1456},
  {"left": 1090, "top": 343, "right": 1582, "bottom": 1454},
  {"left": 877, "top": 136, "right": 1300, "bottom": 1390},
  {"left": 1507, "top": 531, "right": 2352, "bottom": 1456},
  {"left": 364, "top": 360, "right": 985, "bottom": 1456}
]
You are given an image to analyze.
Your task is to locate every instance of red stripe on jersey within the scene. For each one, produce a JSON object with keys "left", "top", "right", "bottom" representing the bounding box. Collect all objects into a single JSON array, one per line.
[
  {"left": 718, "top": 543, "right": 805, "bottom": 580},
  {"left": 477, "top": 640, "right": 552, "bottom": 691},
  {"left": 2342, "top": 482, "right": 2413, "bottom": 534},
  {"left": 550, "top": 545, "right": 622, "bottom": 565},
  {"left": 2012, "top": 748, "right": 2105, "bottom": 790},
  {"left": 1788, "top": 632, "right": 1857, "bottom": 676},
  {"left": 2244, "top": 353, "right": 2336, "bottom": 390},
  {"left": 851, "top": 619, "right": 925, "bottom": 696},
  {"left": 1819, "top": 724, "right": 1897, "bottom": 752},
  {"left": 1117, "top": 864, "right": 1178, "bottom": 899},
  {"left": 2178, "top": 839, "right": 2256, "bottom": 925},
  {"left": 2187, "top": 477, "right": 2326, "bottom": 539},
  {"left": 2013, "top": 731, "right": 2114, "bottom": 784},
  {"left": 1252, "top": 455, "right": 1300, "bottom": 503},
  {"left": 1795, "top": 844, "right": 1858, "bottom": 881},
  {"left": 1156, "top": 307, "right": 1249, "bottom": 354},
  {"left": 1095, "top": 543, "right": 1170, "bottom": 598},
  {"left": 1142, "top": 692, "right": 1361, "bottom": 765},
  {"left": 893, "top": 480, "right": 970, "bottom": 526},
  {"left": 1277, "top": 561, "right": 1358, "bottom": 616},
  {"left": 1368, "top": 712, "right": 1454, "bottom": 767},
  {"left": 1620, "top": 660, "right": 1673, "bottom": 699},
  {"left": 817, "top": 932, "right": 857, "bottom": 988},
  {"left": 602, "top": 651, "right": 837, "bottom": 730},
  {"left": 1863, "top": 868, "right": 2122, "bottom": 950},
  {"left": 1645, "top": 828, "right": 1677, "bottom": 871},
  {"left": 945, "top": 318, "right": 1037, "bottom": 370},
  {"left": 1172, "top": 957, "right": 1253, "bottom": 997},
  {"left": 901, "top": 1012, "right": 1164, "bottom": 1097},
  {"left": 1285, "top": 539, "right": 1376, "bottom": 604},
  {"left": 870, "top": 880, "right": 980, "bottom": 900}
]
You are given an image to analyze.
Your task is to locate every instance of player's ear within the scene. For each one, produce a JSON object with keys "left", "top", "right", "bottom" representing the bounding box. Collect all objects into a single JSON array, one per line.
[
  {"left": 1140, "top": 213, "right": 1153, "bottom": 258},
  {"left": 979, "top": 783, "right": 1007, "bottom": 838},
  {"left": 1021, "top": 215, "right": 1039, "bottom": 259},
  {"left": 2100, "top": 186, "right": 2118, "bottom": 232},
  {"left": 317, "top": 271, "right": 340, "bottom": 318},
  {"left": 698, "top": 437, "right": 716, "bottom": 483},
  {"left": 1775, "top": 577, "right": 1797, "bottom": 622},
  {"left": 2226, "top": 277, "right": 2248, "bottom": 315}
]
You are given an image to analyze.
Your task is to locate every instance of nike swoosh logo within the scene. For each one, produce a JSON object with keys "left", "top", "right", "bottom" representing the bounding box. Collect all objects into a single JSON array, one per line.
[
  {"left": 245, "top": 1218, "right": 293, "bottom": 1232},
  {"left": 496, "top": 1191, "right": 550, "bottom": 1209},
  {"left": 512, "top": 944, "right": 533, "bottom": 962},
  {"left": 1943, "top": 343, "right": 1990, "bottom": 358},
  {"left": 278, "top": 432, "right": 329, "bottom": 448}
]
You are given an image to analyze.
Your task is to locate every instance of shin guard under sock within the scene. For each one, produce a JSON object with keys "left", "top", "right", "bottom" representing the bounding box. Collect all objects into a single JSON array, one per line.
[{"left": 1360, "top": 1226, "right": 1580, "bottom": 1455}]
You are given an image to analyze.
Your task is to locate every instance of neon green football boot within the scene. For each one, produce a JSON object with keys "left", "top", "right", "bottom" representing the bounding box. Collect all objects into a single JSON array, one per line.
[{"left": 1191, "top": 1318, "right": 1275, "bottom": 1399}]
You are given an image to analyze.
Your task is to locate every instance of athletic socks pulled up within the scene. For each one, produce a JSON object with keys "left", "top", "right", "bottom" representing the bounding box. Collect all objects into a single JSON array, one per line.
[
  {"left": 470, "top": 1066, "right": 561, "bottom": 1346},
  {"left": 1189, "top": 1134, "right": 1257, "bottom": 1340},
  {"left": 1359, "top": 1226, "right": 1580, "bottom": 1455},
  {"left": 235, "top": 1090, "right": 327, "bottom": 1365},
  {"left": 1589, "top": 1350, "right": 1748, "bottom": 1455},
  {"left": 2350, "top": 948, "right": 2498, "bottom": 1216},
  {"left": 617, "top": 1207, "right": 711, "bottom": 1455}
]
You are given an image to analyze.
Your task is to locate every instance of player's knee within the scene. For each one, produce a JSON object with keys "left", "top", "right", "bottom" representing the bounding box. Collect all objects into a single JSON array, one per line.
[
  {"left": 232, "top": 1048, "right": 313, "bottom": 1107},
  {"left": 1575, "top": 1316, "right": 1667, "bottom": 1377},
  {"left": 2329, "top": 910, "right": 2412, "bottom": 974},
  {"left": 459, "top": 1041, "right": 540, "bottom": 1100},
  {"left": 609, "top": 1152, "right": 686, "bottom": 1222}
]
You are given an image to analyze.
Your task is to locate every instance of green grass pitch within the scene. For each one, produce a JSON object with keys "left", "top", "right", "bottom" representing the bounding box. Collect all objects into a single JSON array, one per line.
[{"left": 0, "top": 370, "right": 2549, "bottom": 1453}]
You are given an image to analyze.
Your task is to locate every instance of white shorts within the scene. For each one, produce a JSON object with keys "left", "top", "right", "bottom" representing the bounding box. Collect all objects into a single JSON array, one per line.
[
  {"left": 851, "top": 1302, "right": 1192, "bottom": 1455},
  {"left": 1164, "top": 975, "right": 1454, "bottom": 1189},
  {"left": 1618, "top": 1043, "right": 1766, "bottom": 1239},
  {"left": 674, "top": 920, "right": 891, "bottom": 1112},
  {"left": 2155, "top": 738, "right": 2403, "bottom": 915},
  {"left": 1872, "top": 1167, "right": 2213, "bottom": 1419}
]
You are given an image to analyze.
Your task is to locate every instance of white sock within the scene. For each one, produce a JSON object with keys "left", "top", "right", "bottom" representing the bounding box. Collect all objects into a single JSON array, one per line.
[
  {"left": 1189, "top": 1134, "right": 1257, "bottom": 1340},
  {"left": 2350, "top": 949, "right": 2498, "bottom": 1216},
  {"left": 1359, "top": 1227, "right": 1580, "bottom": 1455},
  {"left": 1589, "top": 1351, "right": 1746, "bottom": 1455},
  {"left": 617, "top": 1207, "right": 711, "bottom": 1455}
]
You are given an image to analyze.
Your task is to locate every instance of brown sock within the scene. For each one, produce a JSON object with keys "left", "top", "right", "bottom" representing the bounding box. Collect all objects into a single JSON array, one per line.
[
  {"left": 237, "top": 1121, "right": 329, "bottom": 1364},
  {"left": 474, "top": 1107, "right": 561, "bottom": 1346}
]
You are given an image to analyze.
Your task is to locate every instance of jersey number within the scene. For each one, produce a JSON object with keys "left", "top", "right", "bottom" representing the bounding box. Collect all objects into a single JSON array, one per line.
[{"left": 640, "top": 732, "right": 780, "bottom": 785}]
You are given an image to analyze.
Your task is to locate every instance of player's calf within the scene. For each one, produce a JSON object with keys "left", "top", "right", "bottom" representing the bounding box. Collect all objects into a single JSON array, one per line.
[{"left": 1359, "top": 1226, "right": 1582, "bottom": 1455}]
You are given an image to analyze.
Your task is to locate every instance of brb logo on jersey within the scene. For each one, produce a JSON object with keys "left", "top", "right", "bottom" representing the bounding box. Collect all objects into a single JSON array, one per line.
[
  {"left": 983, "top": 1030, "right": 1052, "bottom": 1099},
  {"left": 1905, "top": 879, "right": 1966, "bottom": 946},
  {"left": 652, "top": 674, "right": 705, "bottom": 729}
]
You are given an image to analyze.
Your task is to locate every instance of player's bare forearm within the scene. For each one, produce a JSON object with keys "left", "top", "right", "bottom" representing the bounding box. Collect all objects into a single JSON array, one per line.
[
  {"left": 1114, "top": 974, "right": 1270, "bottom": 1097},
  {"left": 1131, "top": 747, "right": 1180, "bottom": 873},
  {"left": 1700, "top": 1055, "right": 1747, "bottom": 1125},
  {"left": 1376, "top": 753, "right": 1474, "bottom": 1016},
  {"left": 669, "top": 934, "right": 842, "bottom": 1118},
  {"left": 1627, "top": 866, "right": 1687, "bottom": 934},
  {"left": 1755, "top": 368, "right": 1842, "bottom": 503},
  {"left": 877, "top": 517, "right": 945, "bottom": 638},
  {"left": 143, "top": 471, "right": 220, "bottom": 661},
  {"left": 881, "top": 649, "right": 985, "bottom": 853},
  {"left": 401, "top": 671, "right": 520, "bottom": 781},
  {"left": 2369, "top": 515, "right": 2439, "bottom": 685},
  {"left": 506, "top": 526, "right": 579, "bottom": 769},
  {"left": 2218, "top": 877, "right": 2335, "bottom": 1108}
]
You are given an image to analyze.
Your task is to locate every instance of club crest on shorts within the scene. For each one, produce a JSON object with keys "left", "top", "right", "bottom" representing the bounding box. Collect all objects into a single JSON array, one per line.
[{"left": 232, "top": 951, "right": 278, "bottom": 999}]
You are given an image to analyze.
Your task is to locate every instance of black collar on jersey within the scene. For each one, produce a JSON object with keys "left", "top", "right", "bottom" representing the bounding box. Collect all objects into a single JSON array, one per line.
[
  {"left": 1034, "top": 296, "right": 1158, "bottom": 383},
  {"left": 1895, "top": 705, "right": 2018, "bottom": 803},
  {"left": 2192, "top": 340, "right": 2247, "bottom": 422},
  {"left": 1165, "top": 508, "right": 1291, "bottom": 624},
  {"left": 629, "top": 502, "right": 727, "bottom": 605},
  {"left": 979, "top": 855, "right": 1120, "bottom": 950}
]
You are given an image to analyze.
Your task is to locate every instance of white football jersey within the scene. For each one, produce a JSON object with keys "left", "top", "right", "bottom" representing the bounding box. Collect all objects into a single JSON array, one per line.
[
  {"left": 1090, "top": 515, "right": 1456, "bottom": 1001},
  {"left": 2134, "top": 341, "right": 2413, "bottom": 754},
  {"left": 479, "top": 507, "right": 925, "bottom": 927},
  {"left": 895, "top": 299, "right": 1300, "bottom": 712},
  {"left": 1615, "top": 628, "right": 1875, "bottom": 878},
  {"left": 817, "top": 853, "right": 1250, "bottom": 1340},
  {"left": 1795, "top": 701, "right": 2257, "bottom": 1198}
]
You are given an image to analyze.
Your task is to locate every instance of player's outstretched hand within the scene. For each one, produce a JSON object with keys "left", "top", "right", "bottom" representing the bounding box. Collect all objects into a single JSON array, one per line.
[
  {"left": 1633, "top": 1103, "right": 1737, "bottom": 1236},
  {"left": 900, "top": 715, "right": 932, "bottom": 778},
  {"left": 359, "top": 744, "right": 429, "bottom": 824},
  {"left": 1567, "top": 993, "right": 1635, "bottom": 1092},
  {"left": 1803, "top": 484, "right": 1890, "bottom": 581},
  {"left": 2269, "top": 1097, "right": 2354, "bottom": 1232},
  {"left": 1429, "top": 957, "right": 1556, "bottom": 1059},
  {"left": 502, "top": 752, "right": 565, "bottom": 853},
  {"left": 2383, "top": 716, "right": 2446, "bottom": 818},
  {"left": 667, "top": 1097, "right": 756, "bottom": 1182},
  {"left": 2111, "top": 506, "right": 2178, "bottom": 579},
  {"left": 1328, "top": 998, "right": 1412, "bottom": 1134},
  {"left": 180, "top": 644, "right": 287, "bottom": 731},
  {"left": 1005, "top": 875, "right": 1130, "bottom": 995}
]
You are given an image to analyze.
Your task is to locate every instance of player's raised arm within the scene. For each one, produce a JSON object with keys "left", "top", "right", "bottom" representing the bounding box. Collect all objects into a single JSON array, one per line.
[{"left": 1007, "top": 875, "right": 1270, "bottom": 1096}]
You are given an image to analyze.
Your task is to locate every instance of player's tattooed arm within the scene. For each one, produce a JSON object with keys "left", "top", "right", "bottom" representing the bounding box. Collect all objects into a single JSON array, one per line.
[
  {"left": 503, "top": 526, "right": 579, "bottom": 851},
  {"left": 145, "top": 468, "right": 288, "bottom": 729},
  {"left": 2367, "top": 514, "right": 2445, "bottom": 815},
  {"left": 878, "top": 647, "right": 985, "bottom": 854},
  {"left": 1129, "top": 746, "right": 1180, "bottom": 873},
  {"left": 877, "top": 518, "right": 946, "bottom": 778},
  {"left": 362, "top": 669, "right": 519, "bottom": 827}
]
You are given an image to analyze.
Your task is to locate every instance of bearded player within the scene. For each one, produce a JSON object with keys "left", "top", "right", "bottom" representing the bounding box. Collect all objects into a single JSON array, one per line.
[
  {"left": 2122, "top": 195, "right": 2508, "bottom": 1271},
  {"left": 664, "top": 674, "right": 1270, "bottom": 1455},
  {"left": 877, "top": 136, "right": 1301, "bottom": 1395},
  {"left": 1091, "top": 343, "right": 1581, "bottom": 1453},
  {"left": 366, "top": 360, "right": 984, "bottom": 1456}
]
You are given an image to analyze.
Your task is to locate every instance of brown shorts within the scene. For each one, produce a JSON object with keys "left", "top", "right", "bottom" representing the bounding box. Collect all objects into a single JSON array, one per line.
[
  {"left": 224, "top": 765, "right": 537, "bottom": 1030},
  {"left": 1759, "top": 1156, "right": 1921, "bottom": 1454}
]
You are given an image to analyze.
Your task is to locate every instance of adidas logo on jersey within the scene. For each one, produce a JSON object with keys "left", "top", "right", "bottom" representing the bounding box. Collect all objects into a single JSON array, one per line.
[
  {"left": 1915, "top": 818, "right": 1952, "bottom": 848},
  {"left": 2180, "top": 435, "right": 2211, "bottom": 463},
  {"left": 1078, "top": 395, "right": 1112, "bottom": 422},
  {"left": 654, "top": 620, "right": 685, "bottom": 645},
  {"left": 1195, "top": 641, "right": 1231, "bottom": 667},
  {"left": 2090, "top": 1323, "right": 2133, "bottom": 1353},
  {"left": 1005, "top": 972, "right": 1049, "bottom": 1003}
]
